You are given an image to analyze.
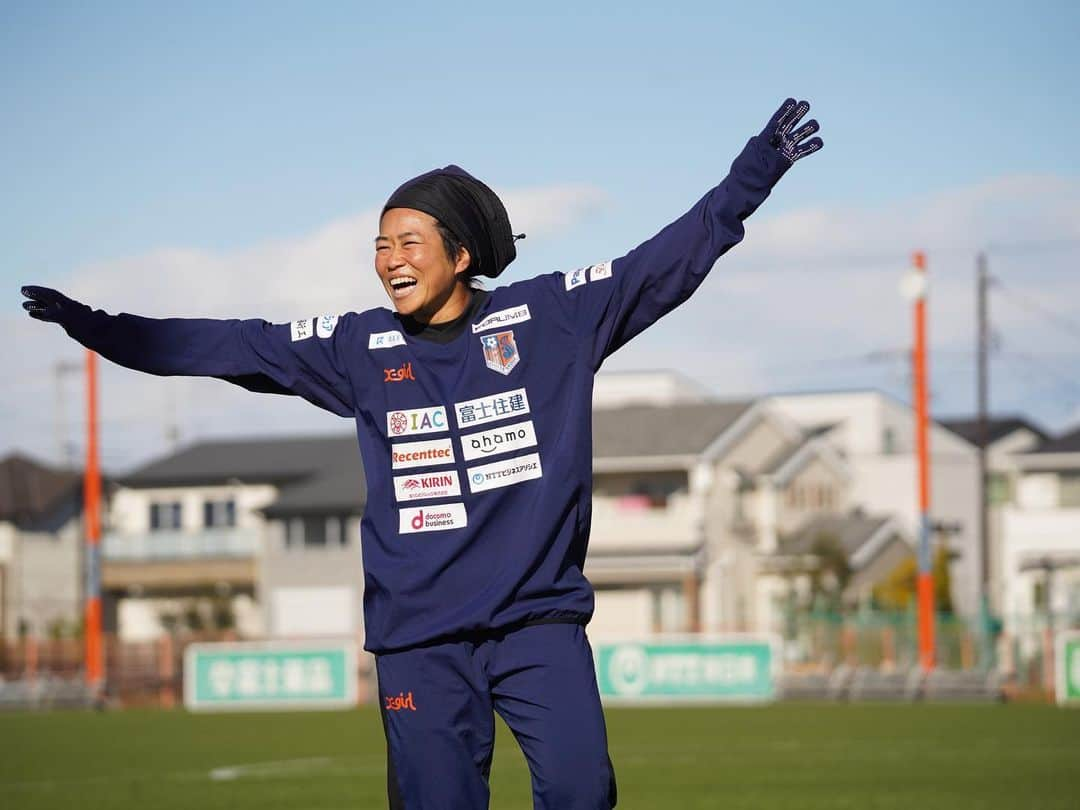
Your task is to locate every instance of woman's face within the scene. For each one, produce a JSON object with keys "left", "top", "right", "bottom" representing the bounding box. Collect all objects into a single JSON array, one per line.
[{"left": 375, "top": 208, "right": 470, "bottom": 322}]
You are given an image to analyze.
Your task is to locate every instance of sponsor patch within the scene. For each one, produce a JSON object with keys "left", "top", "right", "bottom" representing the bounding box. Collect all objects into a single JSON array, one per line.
[
  {"left": 391, "top": 437, "right": 456, "bottom": 470},
  {"left": 460, "top": 420, "right": 538, "bottom": 462},
  {"left": 564, "top": 266, "right": 589, "bottom": 291},
  {"left": 399, "top": 503, "right": 467, "bottom": 534},
  {"left": 384, "top": 362, "right": 415, "bottom": 383},
  {"left": 393, "top": 471, "right": 461, "bottom": 502},
  {"left": 290, "top": 318, "right": 315, "bottom": 342},
  {"left": 316, "top": 315, "right": 340, "bottom": 338},
  {"left": 467, "top": 453, "right": 543, "bottom": 494},
  {"left": 472, "top": 304, "right": 531, "bottom": 334},
  {"left": 480, "top": 330, "right": 520, "bottom": 376},
  {"left": 454, "top": 388, "right": 529, "bottom": 429},
  {"left": 589, "top": 260, "right": 613, "bottom": 281},
  {"left": 369, "top": 330, "right": 407, "bottom": 349},
  {"left": 387, "top": 406, "right": 448, "bottom": 437}
]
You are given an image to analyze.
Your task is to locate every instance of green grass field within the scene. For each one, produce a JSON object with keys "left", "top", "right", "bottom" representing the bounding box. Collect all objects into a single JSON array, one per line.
[{"left": 2, "top": 704, "right": 1078, "bottom": 809}]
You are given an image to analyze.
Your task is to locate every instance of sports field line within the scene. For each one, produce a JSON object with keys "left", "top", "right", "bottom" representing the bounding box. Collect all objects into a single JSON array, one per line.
[{"left": 0, "top": 755, "right": 384, "bottom": 793}]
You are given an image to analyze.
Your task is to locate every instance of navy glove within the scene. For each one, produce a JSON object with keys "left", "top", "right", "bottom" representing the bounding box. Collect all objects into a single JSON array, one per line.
[
  {"left": 21, "top": 285, "right": 88, "bottom": 325},
  {"left": 761, "top": 98, "right": 823, "bottom": 164}
]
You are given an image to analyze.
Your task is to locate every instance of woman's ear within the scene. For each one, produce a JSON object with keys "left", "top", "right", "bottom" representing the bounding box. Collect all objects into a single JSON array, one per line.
[{"left": 454, "top": 246, "right": 472, "bottom": 277}]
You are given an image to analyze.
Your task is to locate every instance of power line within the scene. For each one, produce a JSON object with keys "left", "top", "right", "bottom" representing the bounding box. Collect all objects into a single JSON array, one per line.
[{"left": 993, "top": 279, "right": 1080, "bottom": 348}]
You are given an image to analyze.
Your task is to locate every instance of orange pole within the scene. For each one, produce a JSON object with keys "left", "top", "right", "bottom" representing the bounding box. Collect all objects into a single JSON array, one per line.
[
  {"left": 84, "top": 350, "right": 104, "bottom": 689},
  {"left": 912, "top": 252, "right": 936, "bottom": 672}
]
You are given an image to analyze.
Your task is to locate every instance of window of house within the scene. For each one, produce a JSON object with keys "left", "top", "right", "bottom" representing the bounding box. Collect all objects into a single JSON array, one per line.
[
  {"left": 987, "top": 473, "right": 1012, "bottom": 506},
  {"left": 882, "top": 428, "right": 897, "bottom": 455},
  {"left": 203, "top": 499, "right": 236, "bottom": 528},
  {"left": 1059, "top": 473, "right": 1080, "bottom": 508},
  {"left": 284, "top": 516, "right": 350, "bottom": 549},
  {"left": 149, "top": 501, "right": 182, "bottom": 531}
]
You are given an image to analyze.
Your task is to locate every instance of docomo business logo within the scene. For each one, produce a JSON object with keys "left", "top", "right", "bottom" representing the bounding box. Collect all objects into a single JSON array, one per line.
[
  {"left": 467, "top": 452, "right": 543, "bottom": 494},
  {"left": 460, "top": 420, "right": 537, "bottom": 462},
  {"left": 391, "top": 438, "right": 455, "bottom": 470},
  {"left": 393, "top": 471, "right": 462, "bottom": 503},
  {"left": 399, "top": 503, "right": 468, "bottom": 534},
  {"left": 387, "top": 405, "right": 448, "bottom": 437}
]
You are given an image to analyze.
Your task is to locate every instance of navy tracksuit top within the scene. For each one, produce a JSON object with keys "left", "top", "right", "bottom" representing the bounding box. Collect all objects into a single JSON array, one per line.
[{"left": 62, "top": 136, "right": 788, "bottom": 653}]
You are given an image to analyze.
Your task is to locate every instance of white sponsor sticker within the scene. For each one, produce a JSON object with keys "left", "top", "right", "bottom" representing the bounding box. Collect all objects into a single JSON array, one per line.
[
  {"left": 454, "top": 388, "right": 530, "bottom": 429},
  {"left": 391, "top": 438, "right": 456, "bottom": 470},
  {"left": 290, "top": 318, "right": 315, "bottom": 342},
  {"left": 316, "top": 314, "right": 340, "bottom": 338},
  {"left": 472, "top": 304, "right": 531, "bottom": 334},
  {"left": 399, "top": 503, "right": 467, "bottom": 534},
  {"left": 467, "top": 452, "right": 543, "bottom": 493},
  {"left": 564, "top": 267, "right": 588, "bottom": 291},
  {"left": 589, "top": 260, "right": 613, "bottom": 281},
  {"left": 460, "top": 420, "right": 538, "bottom": 462},
  {"left": 387, "top": 406, "right": 449, "bottom": 437},
  {"left": 393, "top": 470, "right": 462, "bottom": 502},
  {"left": 369, "top": 330, "right": 407, "bottom": 349}
]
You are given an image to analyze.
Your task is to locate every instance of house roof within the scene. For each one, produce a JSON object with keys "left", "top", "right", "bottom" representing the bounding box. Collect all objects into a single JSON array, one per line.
[
  {"left": 1031, "top": 426, "right": 1080, "bottom": 455},
  {"left": 123, "top": 434, "right": 368, "bottom": 517},
  {"left": 123, "top": 435, "right": 356, "bottom": 487},
  {"left": 938, "top": 415, "right": 1049, "bottom": 448},
  {"left": 0, "top": 453, "right": 83, "bottom": 524},
  {"left": 778, "top": 512, "right": 896, "bottom": 564},
  {"left": 592, "top": 400, "right": 754, "bottom": 458},
  {"left": 120, "top": 400, "right": 757, "bottom": 514}
]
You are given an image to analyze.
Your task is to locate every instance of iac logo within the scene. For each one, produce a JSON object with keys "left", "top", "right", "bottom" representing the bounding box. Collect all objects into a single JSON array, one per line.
[
  {"left": 387, "top": 406, "right": 448, "bottom": 437},
  {"left": 384, "top": 362, "right": 415, "bottom": 383}
]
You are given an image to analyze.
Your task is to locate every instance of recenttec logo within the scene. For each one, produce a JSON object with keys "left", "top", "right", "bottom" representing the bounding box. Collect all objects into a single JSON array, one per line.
[
  {"left": 399, "top": 504, "right": 467, "bottom": 534},
  {"left": 391, "top": 438, "right": 455, "bottom": 470},
  {"left": 460, "top": 420, "right": 537, "bottom": 462},
  {"left": 467, "top": 453, "right": 543, "bottom": 493},
  {"left": 393, "top": 471, "right": 461, "bottom": 503},
  {"left": 387, "top": 406, "right": 448, "bottom": 437}
]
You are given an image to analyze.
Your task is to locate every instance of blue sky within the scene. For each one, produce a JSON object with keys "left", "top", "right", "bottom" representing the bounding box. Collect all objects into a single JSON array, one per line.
[{"left": 3, "top": 1, "right": 1079, "bottom": 468}]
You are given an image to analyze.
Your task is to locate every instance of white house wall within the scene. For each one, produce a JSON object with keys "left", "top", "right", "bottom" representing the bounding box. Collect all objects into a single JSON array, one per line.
[
  {"left": 767, "top": 392, "right": 980, "bottom": 616},
  {"left": 109, "top": 484, "right": 279, "bottom": 533}
]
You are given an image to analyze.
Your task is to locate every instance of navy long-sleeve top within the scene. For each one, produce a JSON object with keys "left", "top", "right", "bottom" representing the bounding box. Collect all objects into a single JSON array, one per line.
[{"left": 61, "top": 137, "right": 788, "bottom": 652}]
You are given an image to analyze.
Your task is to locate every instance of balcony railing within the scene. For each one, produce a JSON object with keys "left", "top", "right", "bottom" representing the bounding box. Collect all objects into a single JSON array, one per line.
[
  {"left": 103, "top": 527, "right": 259, "bottom": 561},
  {"left": 589, "top": 495, "right": 702, "bottom": 550}
]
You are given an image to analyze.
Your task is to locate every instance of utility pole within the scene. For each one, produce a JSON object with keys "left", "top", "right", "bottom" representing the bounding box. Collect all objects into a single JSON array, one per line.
[
  {"left": 909, "top": 251, "right": 935, "bottom": 672},
  {"left": 976, "top": 252, "right": 994, "bottom": 669},
  {"left": 84, "top": 350, "right": 104, "bottom": 694}
]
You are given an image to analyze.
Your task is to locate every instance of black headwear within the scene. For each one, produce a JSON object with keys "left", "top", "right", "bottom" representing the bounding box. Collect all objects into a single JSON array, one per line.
[{"left": 382, "top": 165, "right": 520, "bottom": 279}]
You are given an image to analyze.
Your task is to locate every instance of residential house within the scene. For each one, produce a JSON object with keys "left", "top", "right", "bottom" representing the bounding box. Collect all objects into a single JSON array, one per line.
[
  {"left": 0, "top": 454, "right": 84, "bottom": 639},
  {"left": 939, "top": 415, "right": 1049, "bottom": 615},
  {"left": 104, "top": 435, "right": 366, "bottom": 641},
  {"left": 999, "top": 426, "right": 1080, "bottom": 628},
  {"left": 766, "top": 391, "right": 982, "bottom": 616},
  {"left": 586, "top": 395, "right": 909, "bottom": 640}
]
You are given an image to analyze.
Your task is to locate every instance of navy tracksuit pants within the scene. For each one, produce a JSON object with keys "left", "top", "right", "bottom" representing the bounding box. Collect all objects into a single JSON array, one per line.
[{"left": 376, "top": 623, "right": 617, "bottom": 809}]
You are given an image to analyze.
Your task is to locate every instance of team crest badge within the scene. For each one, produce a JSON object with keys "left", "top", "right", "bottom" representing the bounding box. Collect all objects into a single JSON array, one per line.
[{"left": 480, "top": 331, "right": 520, "bottom": 376}]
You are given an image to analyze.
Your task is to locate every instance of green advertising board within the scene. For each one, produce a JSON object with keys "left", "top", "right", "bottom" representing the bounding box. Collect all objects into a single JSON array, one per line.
[
  {"left": 184, "top": 640, "right": 359, "bottom": 712},
  {"left": 1057, "top": 631, "right": 1080, "bottom": 707},
  {"left": 594, "top": 635, "right": 779, "bottom": 704}
]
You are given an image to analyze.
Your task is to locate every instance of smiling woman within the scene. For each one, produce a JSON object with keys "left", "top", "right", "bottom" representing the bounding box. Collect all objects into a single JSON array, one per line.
[
  {"left": 375, "top": 208, "right": 472, "bottom": 323},
  {"left": 21, "top": 98, "right": 823, "bottom": 810}
]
